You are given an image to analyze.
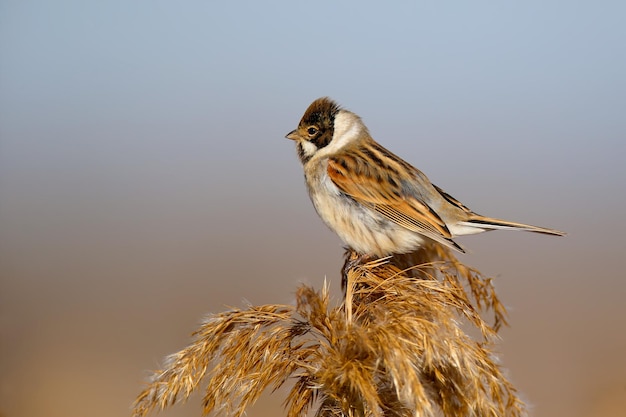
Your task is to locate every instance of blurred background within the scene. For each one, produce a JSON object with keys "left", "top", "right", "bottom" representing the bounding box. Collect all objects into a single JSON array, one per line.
[{"left": 1, "top": 1, "right": 625, "bottom": 416}]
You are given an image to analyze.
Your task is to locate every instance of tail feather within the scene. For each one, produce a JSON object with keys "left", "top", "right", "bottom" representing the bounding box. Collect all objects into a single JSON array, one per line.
[{"left": 458, "top": 215, "right": 566, "bottom": 236}]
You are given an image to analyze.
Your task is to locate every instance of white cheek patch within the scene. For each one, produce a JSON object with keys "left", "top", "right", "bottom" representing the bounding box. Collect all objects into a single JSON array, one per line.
[
  {"left": 300, "top": 140, "right": 318, "bottom": 157},
  {"left": 315, "top": 111, "right": 363, "bottom": 158}
]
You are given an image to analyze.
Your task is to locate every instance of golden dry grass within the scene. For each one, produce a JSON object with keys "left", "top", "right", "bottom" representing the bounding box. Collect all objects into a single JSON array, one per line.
[{"left": 132, "top": 244, "right": 526, "bottom": 417}]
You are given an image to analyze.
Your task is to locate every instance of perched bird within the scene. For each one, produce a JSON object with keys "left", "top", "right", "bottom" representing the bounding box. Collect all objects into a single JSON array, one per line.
[{"left": 285, "top": 97, "right": 564, "bottom": 256}]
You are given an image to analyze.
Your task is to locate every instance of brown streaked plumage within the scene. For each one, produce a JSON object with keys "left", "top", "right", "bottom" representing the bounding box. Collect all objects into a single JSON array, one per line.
[{"left": 285, "top": 97, "right": 565, "bottom": 256}]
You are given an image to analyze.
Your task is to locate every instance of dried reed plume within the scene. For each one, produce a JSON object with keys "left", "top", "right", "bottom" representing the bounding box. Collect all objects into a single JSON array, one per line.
[{"left": 133, "top": 244, "right": 526, "bottom": 417}]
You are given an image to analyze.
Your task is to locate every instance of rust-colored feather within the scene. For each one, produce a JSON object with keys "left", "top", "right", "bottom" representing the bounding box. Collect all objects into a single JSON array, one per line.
[{"left": 327, "top": 154, "right": 461, "bottom": 251}]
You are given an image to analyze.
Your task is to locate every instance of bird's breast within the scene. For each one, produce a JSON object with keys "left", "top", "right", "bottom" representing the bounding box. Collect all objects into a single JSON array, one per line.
[{"left": 302, "top": 159, "right": 427, "bottom": 256}]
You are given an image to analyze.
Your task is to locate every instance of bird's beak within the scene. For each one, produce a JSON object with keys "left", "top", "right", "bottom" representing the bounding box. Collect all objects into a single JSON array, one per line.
[{"left": 285, "top": 130, "right": 299, "bottom": 141}]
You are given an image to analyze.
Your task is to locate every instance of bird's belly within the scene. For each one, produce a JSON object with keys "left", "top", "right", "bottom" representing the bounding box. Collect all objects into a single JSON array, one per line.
[{"left": 308, "top": 178, "right": 426, "bottom": 257}]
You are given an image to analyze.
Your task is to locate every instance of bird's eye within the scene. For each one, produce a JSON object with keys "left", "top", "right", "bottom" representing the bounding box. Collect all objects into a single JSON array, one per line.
[{"left": 307, "top": 126, "right": 318, "bottom": 136}]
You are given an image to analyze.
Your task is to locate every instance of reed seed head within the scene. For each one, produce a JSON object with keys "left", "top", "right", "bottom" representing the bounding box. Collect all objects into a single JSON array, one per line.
[{"left": 133, "top": 245, "right": 526, "bottom": 417}]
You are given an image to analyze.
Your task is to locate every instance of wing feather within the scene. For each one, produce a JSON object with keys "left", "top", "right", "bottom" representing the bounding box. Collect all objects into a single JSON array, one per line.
[
  {"left": 327, "top": 155, "right": 458, "bottom": 249},
  {"left": 433, "top": 184, "right": 472, "bottom": 214}
]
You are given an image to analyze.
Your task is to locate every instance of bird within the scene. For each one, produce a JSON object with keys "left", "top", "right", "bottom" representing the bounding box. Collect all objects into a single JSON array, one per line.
[{"left": 285, "top": 97, "right": 565, "bottom": 257}]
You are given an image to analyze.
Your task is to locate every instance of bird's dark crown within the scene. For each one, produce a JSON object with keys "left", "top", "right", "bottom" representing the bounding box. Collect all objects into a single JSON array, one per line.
[
  {"left": 299, "top": 97, "right": 341, "bottom": 127},
  {"left": 297, "top": 97, "right": 341, "bottom": 150}
]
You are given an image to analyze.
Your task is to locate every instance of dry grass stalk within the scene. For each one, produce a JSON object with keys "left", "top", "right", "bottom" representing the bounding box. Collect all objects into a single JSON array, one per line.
[{"left": 133, "top": 244, "right": 526, "bottom": 417}]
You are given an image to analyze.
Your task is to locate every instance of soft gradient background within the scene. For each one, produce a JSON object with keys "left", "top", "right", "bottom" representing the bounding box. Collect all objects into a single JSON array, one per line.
[{"left": 1, "top": 1, "right": 625, "bottom": 417}]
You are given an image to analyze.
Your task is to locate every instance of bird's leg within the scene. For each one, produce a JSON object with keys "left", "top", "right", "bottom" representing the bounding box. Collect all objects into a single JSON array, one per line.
[{"left": 341, "top": 249, "right": 373, "bottom": 292}]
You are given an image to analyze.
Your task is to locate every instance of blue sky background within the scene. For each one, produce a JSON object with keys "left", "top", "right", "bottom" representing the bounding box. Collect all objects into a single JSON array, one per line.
[{"left": 1, "top": 2, "right": 625, "bottom": 417}]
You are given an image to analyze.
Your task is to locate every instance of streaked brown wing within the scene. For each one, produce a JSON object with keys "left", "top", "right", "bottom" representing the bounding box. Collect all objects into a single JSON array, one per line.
[
  {"left": 433, "top": 184, "right": 473, "bottom": 214},
  {"left": 327, "top": 156, "right": 453, "bottom": 242}
]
